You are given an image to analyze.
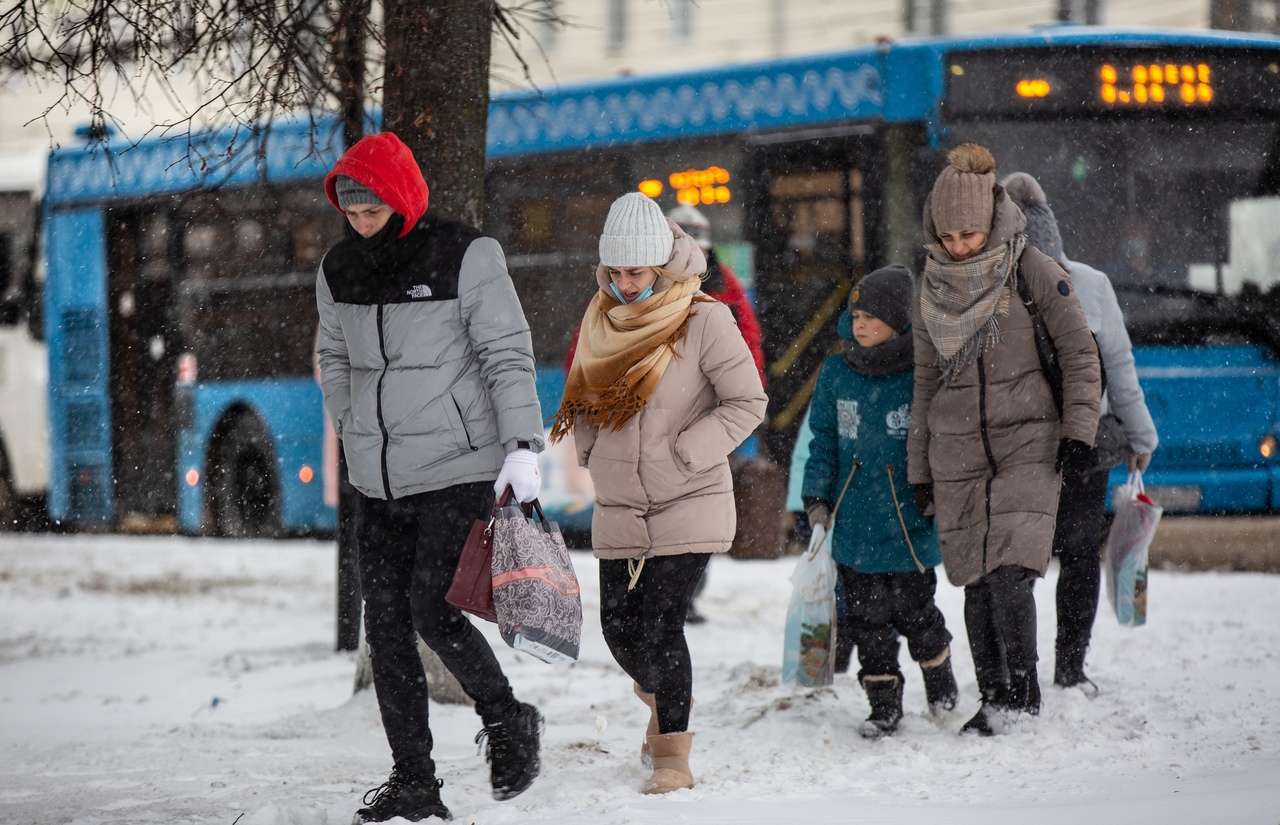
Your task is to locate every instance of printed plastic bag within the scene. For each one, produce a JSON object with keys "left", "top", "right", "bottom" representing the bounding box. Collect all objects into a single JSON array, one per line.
[
  {"left": 1103, "top": 472, "right": 1162, "bottom": 626},
  {"left": 491, "top": 498, "right": 583, "bottom": 664},
  {"left": 782, "top": 522, "right": 839, "bottom": 687}
]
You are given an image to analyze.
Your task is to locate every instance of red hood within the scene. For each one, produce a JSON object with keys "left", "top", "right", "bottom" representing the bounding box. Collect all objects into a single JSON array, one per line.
[{"left": 324, "top": 132, "right": 429, "bottom": 238}]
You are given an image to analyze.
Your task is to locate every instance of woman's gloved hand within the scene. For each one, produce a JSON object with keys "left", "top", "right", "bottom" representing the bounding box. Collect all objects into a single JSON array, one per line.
[
  {"left": 913, "top": 483, "right": 934, "bottom": 517},
  {"left": 495, "top": 449, "right": 541, "bottom": 503},
  {"left": 1055, "top": 438, "right": 1095, "bottom": 475}
]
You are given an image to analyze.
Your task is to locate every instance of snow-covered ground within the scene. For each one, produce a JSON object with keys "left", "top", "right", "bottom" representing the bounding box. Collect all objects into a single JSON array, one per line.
[{"left": 1, "top": 532, "right": 1277, "bottom": 825}]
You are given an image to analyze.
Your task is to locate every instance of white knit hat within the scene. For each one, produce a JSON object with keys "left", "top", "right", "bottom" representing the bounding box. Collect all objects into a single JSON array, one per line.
[
  {"left": 599, "top": 192, "right": 674, "bottom": 267},
  {"left": 666, "top": 204, "right": 712, "bottom": 250}
]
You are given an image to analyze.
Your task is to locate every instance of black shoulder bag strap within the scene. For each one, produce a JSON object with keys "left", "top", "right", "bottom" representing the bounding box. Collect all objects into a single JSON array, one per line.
[{"left": 1015, "top": 271, "right": 1108, "bottom": 423}]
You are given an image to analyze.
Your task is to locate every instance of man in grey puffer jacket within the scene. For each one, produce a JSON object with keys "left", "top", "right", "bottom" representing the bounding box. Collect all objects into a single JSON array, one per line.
[
  {"left": 316, "top": 133, "right": 545, "bottom": 824},
  {"left": 1003, "top": 172, "right": 1160, "bottom": 693}
]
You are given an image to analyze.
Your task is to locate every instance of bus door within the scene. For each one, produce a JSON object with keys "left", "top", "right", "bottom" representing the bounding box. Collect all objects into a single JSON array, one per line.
[
  {"left": 105, "top": 208, "right": 179, "bottom": 527},
  {"left": 746, "top": 132, "right": 878, "bottom": 462}
]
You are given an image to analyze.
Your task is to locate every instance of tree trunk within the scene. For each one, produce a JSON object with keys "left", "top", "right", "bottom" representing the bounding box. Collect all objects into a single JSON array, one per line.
[
  {"left": 352, "top": 0, "right": 495, "bottom": 705},
  {"left": 382, "top": 0, "right": 494, "bottom": 228}
]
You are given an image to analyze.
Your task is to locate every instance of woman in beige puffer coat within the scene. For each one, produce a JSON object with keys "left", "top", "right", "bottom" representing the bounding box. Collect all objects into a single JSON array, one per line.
[
  {"left": 550, "top": 192, "right": 767, "bottom": 793},
  {"left": 906, "top": 144, "right": 1100, "bottom": 735}
]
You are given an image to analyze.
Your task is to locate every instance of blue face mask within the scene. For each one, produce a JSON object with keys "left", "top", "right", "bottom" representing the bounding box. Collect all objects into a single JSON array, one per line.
[{"left": 610, "top": 282, "right": 654, "bottom": 304}]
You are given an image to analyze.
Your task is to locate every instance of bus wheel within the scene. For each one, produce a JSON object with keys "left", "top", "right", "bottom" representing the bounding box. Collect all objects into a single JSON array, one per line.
[{"left": 210, "top": 415, "right": 281, "bottom": 538}]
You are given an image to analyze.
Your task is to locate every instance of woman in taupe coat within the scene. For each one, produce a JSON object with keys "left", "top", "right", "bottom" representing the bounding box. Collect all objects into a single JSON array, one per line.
[
  {"left": 550, "top": 192, "right": 767, "bottom": 793},
  {"left": 906, "top": 144, "right": 1101, "bottom": 735}
]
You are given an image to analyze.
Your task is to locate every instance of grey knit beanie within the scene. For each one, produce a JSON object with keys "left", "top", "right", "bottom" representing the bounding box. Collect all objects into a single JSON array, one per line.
[
  {"left": 850, "top": 264, "right": 914, "bottom": 334},
  {"left": 1001, "top": 171, "right": 1068, "bottom": 267},
  {"left": 599, "top": 192, "right": 674, "bottom": 267},
  {"left": 335, "top": 175, "right": 386, "bottom": 210}
]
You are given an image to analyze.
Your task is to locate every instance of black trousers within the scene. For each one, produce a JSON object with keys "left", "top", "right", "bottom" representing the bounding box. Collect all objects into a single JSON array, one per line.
[
  {"left": 355, "top": 482, "right": 518, "bottom": 772},
  {"left": 963, "top": 565, "right": 1039, "bottom": 696},
  {"left": 599, "top": 554, "right": 710, "bottom": 734},
  {"left": 837, "top": 566, "right": 952, "bottom": 683},
  {"left": 1053, "top": 457, "right": 1111, "bottom": 670}
]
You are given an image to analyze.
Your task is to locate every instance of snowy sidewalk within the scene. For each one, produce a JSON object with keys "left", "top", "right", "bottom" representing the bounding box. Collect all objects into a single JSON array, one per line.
[{"left": 0, "top": 533, "right": 1277, "bottom": 825}]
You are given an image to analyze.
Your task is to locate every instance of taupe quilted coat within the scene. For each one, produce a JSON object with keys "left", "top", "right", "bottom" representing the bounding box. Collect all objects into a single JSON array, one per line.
[{"left": 907, "top": 187, "right": 1101, "bottom": 587}]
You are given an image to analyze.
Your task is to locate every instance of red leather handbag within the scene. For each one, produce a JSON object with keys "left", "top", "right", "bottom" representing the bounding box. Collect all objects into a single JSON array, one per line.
[{"left": 445, "top": 489, "right": 512, "bottom": 623}]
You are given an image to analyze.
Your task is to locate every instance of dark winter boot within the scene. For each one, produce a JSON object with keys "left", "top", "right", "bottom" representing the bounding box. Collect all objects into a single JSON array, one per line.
[
  {"left": 858, "top": 675, "right": 904, "bottom": 739},
  {"left": 353, "top": 764, "right": 451, "bottom": 824},
  {"left": 476, "top": 702, "right": 543, "bottom": 800},
  {"left": 920, "top": 646, "right": 959, "bottom": 714},
  {"left": 959, "top": 685, "right": 1006, "bottom": 737},
  {"left": 1005, "top": 667, "right": 1042, "bottom": 716},
  {"left": 1054, "top": 645, "right": 1099, "bottom": 696}
]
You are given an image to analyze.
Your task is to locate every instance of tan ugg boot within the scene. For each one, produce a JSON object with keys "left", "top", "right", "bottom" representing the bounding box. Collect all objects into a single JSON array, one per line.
[
  {"left": 634, "top": 683, "right": 659, "bottom": 766},
  {"left": 641, "top": 732, "right": 694, "bottom": 794}
]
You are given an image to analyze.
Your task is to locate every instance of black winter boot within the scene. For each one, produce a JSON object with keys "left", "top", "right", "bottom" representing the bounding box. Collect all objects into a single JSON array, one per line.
[
  {"left": 1006, "top": 668, "right": 1042, "bottom": 716},
  {"left": 858, "top": 675, "right": 904, "bottom": 739},
  {"left": 353, "top": 768, "right": 451, "bottom": 823},
  {"left": 476, "top": 702, "right": 543, "bottom": 800},
  {"left": 1054, "top": 645, "right": 1099, "bottom": 696},
  {"left": 920, "top": 646, "right": 959, "bottom": 714},
  {"left": 960, "top": 685, "right": 1006, "bottom": 737}
]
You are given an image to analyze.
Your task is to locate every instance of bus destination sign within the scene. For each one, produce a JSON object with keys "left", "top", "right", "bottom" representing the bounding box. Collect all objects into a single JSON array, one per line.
[{"left": 945, "top": 47, "right": 1280, "bottom": 119}]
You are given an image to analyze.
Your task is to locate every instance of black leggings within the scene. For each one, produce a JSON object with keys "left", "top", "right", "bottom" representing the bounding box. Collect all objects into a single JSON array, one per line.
[
  {"left": 356, "top": 482, "right": 518, "bottom": 771},
  {"left": 963, "top": 565, "right": 1039, "bottom": 695},
  {"left": 1053, "top": 459, "right": 1111, "bottom": 666},
  {"left": 599, "top": 554, "right": 710, "bottom": 734}
]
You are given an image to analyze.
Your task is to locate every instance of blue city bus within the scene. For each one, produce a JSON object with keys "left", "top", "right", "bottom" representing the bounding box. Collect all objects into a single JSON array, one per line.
[{"left": 42, "top": 25, "right": 1280, "bottom": 535}]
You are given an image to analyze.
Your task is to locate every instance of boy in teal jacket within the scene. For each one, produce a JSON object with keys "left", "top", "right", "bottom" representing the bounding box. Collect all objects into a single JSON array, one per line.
[{"left": 802, "top": 264, "right": 957, "bottom": 738}]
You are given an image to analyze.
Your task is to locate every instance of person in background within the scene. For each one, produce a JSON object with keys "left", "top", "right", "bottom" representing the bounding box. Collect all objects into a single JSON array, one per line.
[
  {"left": 803, "top": 264, "right": 958, "bottom": 738},
  {"left": 908, "top": 144, "right": 1100, "bottom": 736},
  {"left": 668, "top": 203, "right": 766, "bottom": 623},
  {"left": 550, "top": 192, "right": 766, "bottom": 794},
  {"left": 1002, "top": 172, "right": 1159, "bottom": 693},
  {"left": 1106, "top": 216, "right": 1182, "bottom": 293},
  {"left": 316, "top": 133, "right": 545, "bottom": 823}
]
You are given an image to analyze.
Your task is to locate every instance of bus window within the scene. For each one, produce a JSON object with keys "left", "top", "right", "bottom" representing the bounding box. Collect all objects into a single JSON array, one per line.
[{"left": 177, "top": 186, "right": 335, "bottom": 381}]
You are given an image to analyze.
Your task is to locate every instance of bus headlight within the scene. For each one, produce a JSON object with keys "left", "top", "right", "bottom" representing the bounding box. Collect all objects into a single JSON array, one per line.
[{"left": 1261, "top": 435, "right": 1277, "bottom": 459}]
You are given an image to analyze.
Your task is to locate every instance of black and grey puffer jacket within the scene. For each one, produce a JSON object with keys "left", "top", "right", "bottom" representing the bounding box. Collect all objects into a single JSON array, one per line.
[{"left": 316, "top": 213, "right": 544, "bottom": 500}]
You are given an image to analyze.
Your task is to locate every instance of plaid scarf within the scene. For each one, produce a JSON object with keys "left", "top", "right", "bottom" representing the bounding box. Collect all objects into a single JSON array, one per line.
[
  {"left": 919, "top": 234, "right": 1026, "bottom": 384},
  {"left": 549, "top": 276, "right": 709, "bottom": 442}
]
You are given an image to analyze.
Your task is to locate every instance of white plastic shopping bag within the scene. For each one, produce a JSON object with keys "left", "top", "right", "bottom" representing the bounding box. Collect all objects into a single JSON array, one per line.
[
  {"left": 1103, "top": 472, "right": 1162, "bottom": 626},
  {"left": 782, "top": 522, "right": 839, "bottom": 687}
]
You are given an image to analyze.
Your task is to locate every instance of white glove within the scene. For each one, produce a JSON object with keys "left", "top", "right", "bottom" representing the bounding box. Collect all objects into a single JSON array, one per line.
[{"left": 495, "top": 448, "right": 541, "bottom": 503}]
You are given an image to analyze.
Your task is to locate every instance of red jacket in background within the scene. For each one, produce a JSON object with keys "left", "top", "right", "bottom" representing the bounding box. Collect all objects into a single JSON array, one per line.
[{"left": 564, "top": 261, "right": 767, "bottom": 386}]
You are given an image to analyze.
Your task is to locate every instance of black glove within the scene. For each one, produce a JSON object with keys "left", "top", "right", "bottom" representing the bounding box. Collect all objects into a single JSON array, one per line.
[
  {"left": 913, "top": 483, "right": 934, "bottom": 517},
  {"left": 1055, "top": 438, "right": 1095, "bottom": 474}
]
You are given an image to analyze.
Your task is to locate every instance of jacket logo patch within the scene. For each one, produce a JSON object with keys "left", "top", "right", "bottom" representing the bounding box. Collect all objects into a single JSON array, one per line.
[
  {"left": 837, "top": 399, "right": 861, "bottom": 439},
  {"left": 407, "top": 284, "right": 433, "bottom": 299},
  {"left": 886, "top": 403, "right": 911, "bottom": 439}
]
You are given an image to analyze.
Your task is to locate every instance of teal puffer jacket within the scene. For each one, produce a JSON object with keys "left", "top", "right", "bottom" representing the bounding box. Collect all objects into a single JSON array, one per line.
[{"left": 802, "top": 354, "right": 940, "bottom": 574}]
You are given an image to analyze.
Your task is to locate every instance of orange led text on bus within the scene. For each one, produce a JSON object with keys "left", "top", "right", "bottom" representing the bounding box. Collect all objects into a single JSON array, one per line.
[
  {"left": 637, "top": 166, "right": 732, "bottom": 205},
  {"left": 1100, "top": 62, "right": 1212, "bottom": 106}
]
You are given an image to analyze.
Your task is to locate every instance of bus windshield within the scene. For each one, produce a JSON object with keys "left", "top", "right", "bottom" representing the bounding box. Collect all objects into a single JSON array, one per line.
[{"left": 951, "top": 119, "right": 1280, "bottom": 297}]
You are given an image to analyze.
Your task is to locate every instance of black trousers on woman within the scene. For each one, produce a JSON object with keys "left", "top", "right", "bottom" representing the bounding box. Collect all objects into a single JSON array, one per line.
[
  {"left": 1052, "top": 454, "right": 1112, "bottom": 682},
  {"left": 600, "top": 554, "right": 711, "bottom": 734},
  {"left": 355, "top": 481, "right": 519, "bottom": 776},
  {"left": 963, "top": 564, "right": 1039, "bottom": 696}
]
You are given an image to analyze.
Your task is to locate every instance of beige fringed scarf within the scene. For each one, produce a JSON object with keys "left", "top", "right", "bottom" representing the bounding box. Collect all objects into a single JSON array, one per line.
[
  {"left": 919, "top": 234, "right": 1026, "bottom": 384},
  {"left": 550, "top": 275, "right": 708, "bottom": 442}
]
